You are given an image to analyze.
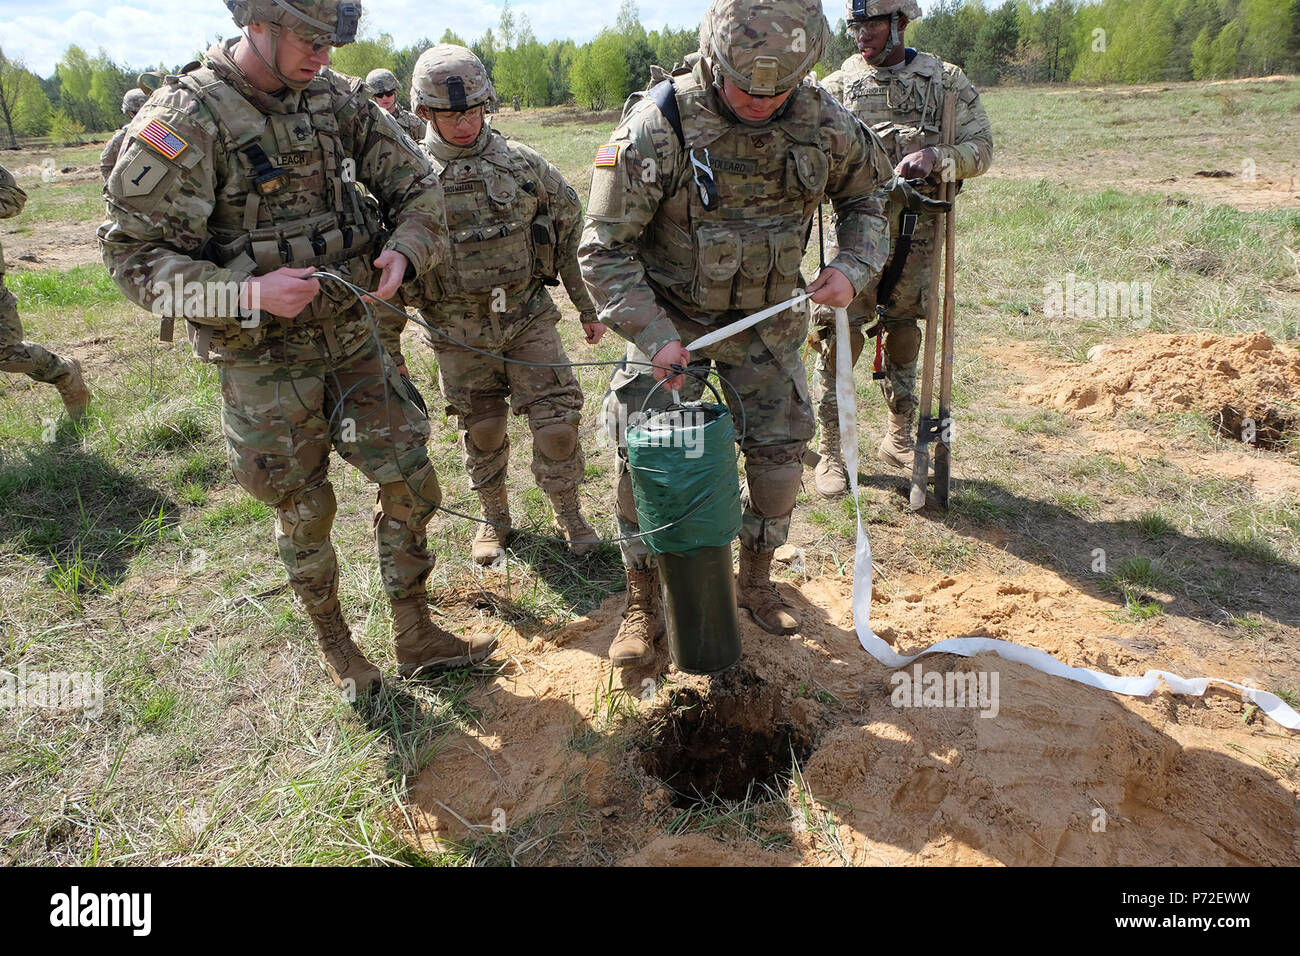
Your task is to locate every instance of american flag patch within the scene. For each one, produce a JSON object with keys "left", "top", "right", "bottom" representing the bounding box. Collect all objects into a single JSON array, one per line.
[
  {"left": 594, "top": 144, "right": 620, "bottom": 167},
  {"left": 137, "top": 120, "right": 188, "bottom": 160}
]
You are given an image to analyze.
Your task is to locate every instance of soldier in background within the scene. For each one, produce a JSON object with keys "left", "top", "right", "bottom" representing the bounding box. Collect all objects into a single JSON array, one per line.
[
  {"left": 99, "top": 0, "right": 494, "bottom": 695},
  {"left": 100, "top": 87, "right": 150, "bottom": 182},
  {"left": 1, "top": 163, "right": 90, "bottom": 420},
  {"left": 365, "top": 67, "right": 425, "bottom": 141},
  {"left": 407, "top": 45, "right": 604, "bottom": 565},
  {"left": 810, "top": 0, "right": 993, "bottom": 496},
  {"left": 579, "top": 0, "right": 893, "bottom": 665}
]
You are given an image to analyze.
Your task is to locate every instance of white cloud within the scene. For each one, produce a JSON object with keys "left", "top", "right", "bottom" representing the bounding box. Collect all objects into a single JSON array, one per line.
[{"left": 0, "top": 0, "right": 860, "bottom": 77}]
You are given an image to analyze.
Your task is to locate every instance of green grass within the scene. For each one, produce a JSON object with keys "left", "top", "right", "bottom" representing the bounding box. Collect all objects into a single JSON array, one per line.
[{"left": 6, "top": 265, "right": 124, "bottom": 310}]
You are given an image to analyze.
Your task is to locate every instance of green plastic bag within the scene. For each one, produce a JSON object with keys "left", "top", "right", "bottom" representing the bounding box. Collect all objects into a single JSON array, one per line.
[{"left": 626, "top": 402, "right": 742, "bottom": 556}]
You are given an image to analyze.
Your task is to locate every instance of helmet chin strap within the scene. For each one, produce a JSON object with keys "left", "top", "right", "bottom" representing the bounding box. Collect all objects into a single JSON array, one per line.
[
  {"left": 242, "top": 23, "right": 314, "bottom": 92},
  {"left": 865, "top": 13, "right": 901, "bottom": 67}
]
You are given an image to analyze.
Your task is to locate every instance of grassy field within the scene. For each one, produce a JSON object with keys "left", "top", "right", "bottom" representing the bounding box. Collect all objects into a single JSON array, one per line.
[{"left": 1, "top": 78, "right": 1298, "bottom": 865}]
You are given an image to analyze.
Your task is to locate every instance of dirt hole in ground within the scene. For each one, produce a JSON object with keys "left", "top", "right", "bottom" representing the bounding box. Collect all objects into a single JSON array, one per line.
[
  {"left": 638, "top": 666, "right": 815, "bottom": 809},
  {"left": 1214, "top": 404, "right": 1296, "bottom": 451}
]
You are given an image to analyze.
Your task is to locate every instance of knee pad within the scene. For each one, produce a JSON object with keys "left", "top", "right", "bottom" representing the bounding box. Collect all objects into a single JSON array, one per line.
[
  {"left": 277, "top": 481, "right": 337, "bottom": 546},
  {"left": 884, "top": 322, "right": 922, "bottom": 366},
  {"left": 379, "top": 460, "right": 443, "bottom": 531},
  {"left": 466, "top": 414, "right": 508, "bottom": 454},
  {"left": 534, "top": 422, "right": 577, "bottom": 461},
  {"left": 745, "top": 452, "right": 804, "bottom": 518}
]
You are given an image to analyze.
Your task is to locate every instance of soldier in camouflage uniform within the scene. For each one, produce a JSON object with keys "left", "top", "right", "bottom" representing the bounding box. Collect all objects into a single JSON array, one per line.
[
  {"left": 98, "top": 0, "right": 495, "bottom": 695},
  {"left": 579, "top": 0, "right": 893, "bottom": 665},
  {"left": 1, "top": 163, "right": 90, "bottom": 419},
  {"left": 100, "top": 86, "right": 152, "bottom": 182},
  {"left": 407, "top": 45, "right": 605, "bottom": 565},
  {"left": 365, "top": 68, "right": 425, "bottom": 141},
  {"left": 809, "top": 0, "right": 993, "bottom": 496}
]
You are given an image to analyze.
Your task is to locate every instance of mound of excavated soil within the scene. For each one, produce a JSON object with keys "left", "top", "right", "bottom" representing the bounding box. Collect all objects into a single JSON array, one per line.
[
  {"left": 1026, "top": 333, "right": 1300, "bottom": 448},
  {"left": 397, "top": 569, "right": 1300, "bottom": 866}
]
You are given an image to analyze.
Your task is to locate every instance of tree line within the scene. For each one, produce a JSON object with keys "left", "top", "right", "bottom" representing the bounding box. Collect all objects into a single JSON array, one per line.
[{"left": 1, "top": 0, "right": 1296, "bottom": 146}]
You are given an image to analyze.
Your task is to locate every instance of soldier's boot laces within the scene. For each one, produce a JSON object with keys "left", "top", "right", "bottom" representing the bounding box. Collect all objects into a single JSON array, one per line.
[
  {"left": 55, "top": 359, "right": 90, "bottom": 422},
  {"left": 309, "top": 600, "right": 382, "bottom": 697},
  {"left": 609, "top": 566, "right": 662, "bottom": 666},
  {"left": 548, "top": 488, "right": 599, "bottom": 557},
  {"left": 737, "top": 545, "right": 799, "bottom": 635},
  {"left": 813, "top": 419, "right": 849, "bottom": 498},
  {"left": 878, "top": 411, "right": 933, "bottom": 475},
  {"left": 392, "top": 594, "right": 497, "bottom": 678},
  {"left": 472, "top": 485, "right": 511, "bottom": 566}
]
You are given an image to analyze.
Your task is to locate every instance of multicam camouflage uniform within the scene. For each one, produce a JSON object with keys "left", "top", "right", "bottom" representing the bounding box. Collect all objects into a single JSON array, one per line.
[
  {"left": 579, "top": 0, "right": 892, "bottom": 660},
  {"left": 810, "top": 0, "right": 992, "bottom": 490},
  {"left": 405, "top": 45, "right": 599, "bottom": 564},
  {"left": 0, "top": 163, "right": 89, "bottom": 416},
  {"left": 98, "top": 0, "right": 493, "bottom": 691}
]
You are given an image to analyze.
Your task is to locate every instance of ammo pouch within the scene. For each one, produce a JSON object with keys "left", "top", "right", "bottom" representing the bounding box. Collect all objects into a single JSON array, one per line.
[
  {"left": 691, "top": 220, "right": 806, "bottom": 313},
  {"left": 449, "top": 218, "right": 532, "bottom": 296},
  {"left": 530, "top": 214, "right": 558, "bottom": 285}
]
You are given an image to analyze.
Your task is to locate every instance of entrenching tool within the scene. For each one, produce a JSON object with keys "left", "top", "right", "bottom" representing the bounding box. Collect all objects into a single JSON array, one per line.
[{"left": 909, "top": 91, "right": 958, "bottom": 511}]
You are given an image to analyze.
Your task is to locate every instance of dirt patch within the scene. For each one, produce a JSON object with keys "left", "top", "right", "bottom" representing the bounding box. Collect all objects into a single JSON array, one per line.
[
  {"left": 1025, "top": 332, "right": 1300, "bottom": 448},
  {"left": 985, "top": 162, "right": 1300, "bottom": 211},
  {"left": 4, "top": 217, "right": 104, "bottom": 272},
  {"left": 397, "top": 561, "right": 1300, "bottom": 865}
]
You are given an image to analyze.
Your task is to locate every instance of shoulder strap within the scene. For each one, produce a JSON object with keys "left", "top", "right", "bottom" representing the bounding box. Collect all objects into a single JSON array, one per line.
[{"left": 649, "top": 79, "right": 684, "bottom": 151}]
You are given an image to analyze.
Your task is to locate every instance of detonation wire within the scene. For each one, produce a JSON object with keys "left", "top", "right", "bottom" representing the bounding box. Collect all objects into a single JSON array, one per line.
[{"left": 294, "top": 270, "right": 758, "bottom": 549}]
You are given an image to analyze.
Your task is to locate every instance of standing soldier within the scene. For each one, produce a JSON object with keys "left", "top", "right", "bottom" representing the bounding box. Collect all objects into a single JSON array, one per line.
[
  {"left": 579, "top": 0, "right": 893, "bottom": 665},
  {"left": 810, "top": 0, "right": 993, "bottom": 496},
  {"left": 365, "top": 68, "right": 425, "bottom": 141},
  {"left": 100, "top": 87, "right": 151, "bottom": 182},
  {"left": 98, "top": 0, "right": 495, "bottom": 695},
  {"left": 1, "top": 163, "right": 90, "bottom": 420},
  {"left": 407, "top": 45, "right": 604, "bottom": 565}
]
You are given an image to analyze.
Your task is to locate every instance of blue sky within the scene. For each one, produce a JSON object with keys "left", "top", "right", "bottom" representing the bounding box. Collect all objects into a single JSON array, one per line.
[{"left": 0, "top": 0, "right": 894, "bottom": 77}]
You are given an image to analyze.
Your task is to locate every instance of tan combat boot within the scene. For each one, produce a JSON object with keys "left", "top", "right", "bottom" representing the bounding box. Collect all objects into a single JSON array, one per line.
[
  {"left": 813, "top": 419, "right": 849, "bottom": 498},
  {"left": 878, "top": 411, "right": 934, "bottom": 475},
  {"left": 55, "top": 359, "right": 90, "bottom": 422},
  {"left": 392, "top": 593, "right": 497, "bottom": 677},
  {"left": 609, "top": 566, "right": 662, "bottom": 666},
  {"left": 472, "top": 484, "right": 511, "bottom": 566},
  {"left": 308, "top": 599, "right": 382, "bottom": 697},
  {"left": 548, "top": 487, "right": 599, "bottom": 556},
  {"left": 737, "top": 545, "right": 798, "bottom": 635}
]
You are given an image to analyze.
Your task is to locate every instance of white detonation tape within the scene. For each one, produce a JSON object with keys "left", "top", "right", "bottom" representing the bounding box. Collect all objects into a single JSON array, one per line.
[
  {"left": 686, "top": 293, "right": 811, "bottom": 352},
  {"left": 830, "top": 307, "right": 1300, "bottom": 731}
]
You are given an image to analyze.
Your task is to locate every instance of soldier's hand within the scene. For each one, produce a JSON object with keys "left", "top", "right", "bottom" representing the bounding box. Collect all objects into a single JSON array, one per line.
[
  {"left": 581, "top": 318, "right": 606, "bottom": 345},
  {"left": 245, "top": 267, "right": 320, "bottom": 319},
  {"left": 368, "top": 250, "right": 410, "bottom": 302},
  {"left": 896, "top": 147, "right": 939, "bottom": 180},
  {"left": 807, "top": 266, "right": 855, "bottom": 309},
  {"left": 651, "top": 340, "right": 691, "bottom": 392}
]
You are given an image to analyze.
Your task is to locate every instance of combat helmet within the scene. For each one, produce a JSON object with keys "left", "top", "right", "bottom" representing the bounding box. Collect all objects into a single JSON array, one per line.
[
  {"left": 121, "top": 88, "right": 149, "bottom": 118},
  {"left": 364, "top": 67, "right": 398, "bottom": 96},
  {"left": 700, "top": 0, "right": 829, "bottom": 96},
  {"left": 410, "top": 44, "right": 495, "bottom": 113},
  {"left": 224, "top": 0, "right": 361, "bottom": 89},
  {"left": 844, "top": 0, "right": 920, "bottom": 66}
]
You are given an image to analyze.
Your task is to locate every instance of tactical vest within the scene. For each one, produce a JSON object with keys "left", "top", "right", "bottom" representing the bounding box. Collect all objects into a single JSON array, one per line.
[
  {"left": 428, "top": 133, "right": 557, "bottom": 312},
  {"left": 639, "top": 63, "right": 828, "bottom": 317},
  {"left": 178, "top": 67, "right": 385, "bottom": 289},
  {"left": 838, "top": 52, "right": 946, "bottom": 169}
]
